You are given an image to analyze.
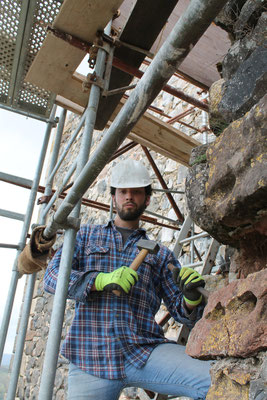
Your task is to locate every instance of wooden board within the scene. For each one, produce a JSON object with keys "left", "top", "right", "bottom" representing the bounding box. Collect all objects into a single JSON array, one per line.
[
  {"left": 26, "top": 32, "right": 87, "bottom": 101},
  {"left": 26, "top": 0, "right": 124, "bottom": 90},
  {"left": 53, "top": 0, "right": 123, "bottom": 42},
  {"left": 56, "top": 95, "right": 199, "bottom": 166}
]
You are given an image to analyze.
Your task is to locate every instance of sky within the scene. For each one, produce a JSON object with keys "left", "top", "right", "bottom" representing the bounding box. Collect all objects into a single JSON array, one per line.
[{"left": 0, "top": 107, "right": 57, "bottom": 355}]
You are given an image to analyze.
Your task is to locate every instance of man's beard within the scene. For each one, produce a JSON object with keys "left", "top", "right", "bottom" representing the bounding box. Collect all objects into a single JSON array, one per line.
[{"left": 115, "top": 200, "right": 147, "bottom": 221}]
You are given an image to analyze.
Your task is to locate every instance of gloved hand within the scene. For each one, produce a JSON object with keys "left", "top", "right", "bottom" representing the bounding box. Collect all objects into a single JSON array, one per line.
[
  {"left": 18, "top": 226, "right": 56, "bottom": 275},
  {"left": 95, "top": 266, "right": 138, "bottom": 294},
  {"left": 30, "top": 225, "right": 56, "bottom": 255},
  {"left": 172, "top": 267, "right": 205, "bottom": 306}
]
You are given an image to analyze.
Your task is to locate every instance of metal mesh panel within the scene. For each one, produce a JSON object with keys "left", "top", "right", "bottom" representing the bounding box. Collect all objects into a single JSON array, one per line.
[
  {"left": 0, "top": 0, "right": 21, "bottom": 103},
  {"left": 0, "top": 0, "right": 63, "bottom": 117},
  {"left": 16, "top": 0, "right": 62, "bottom": 116}
]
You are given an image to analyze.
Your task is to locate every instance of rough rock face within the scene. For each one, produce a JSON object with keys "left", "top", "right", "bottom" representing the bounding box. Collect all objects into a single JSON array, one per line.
[
  {"left": 186, "top": 269, "right": 267, "bottom": 359},
  {"left": 206, "top": 353, "right": 266, "bottom": 400},
  {"left": 210, "top": 5, "right": 267, "bottom": 131},
  {"left": 214, "top": 0, "right": 265, "bottom": 42},
  {"left": 222, "top": 12, "right": 267, "bottom": 80},
  {"left": 186, "top": 94, "right": 267, "bottom": 252},
  {"left": 219, "top": 44, "right": 267, "bottom": 122},
  {"left": 230, "top": 244, "right": 267, "bottom": 279},
  {"left": 208, "top": 79, "right": 229, "bottom": 136}
]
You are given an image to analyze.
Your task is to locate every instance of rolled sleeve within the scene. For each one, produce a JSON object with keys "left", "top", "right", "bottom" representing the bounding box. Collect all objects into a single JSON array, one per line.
[{"left": 44, "top": 227, "right": 99, "bottom": 302}]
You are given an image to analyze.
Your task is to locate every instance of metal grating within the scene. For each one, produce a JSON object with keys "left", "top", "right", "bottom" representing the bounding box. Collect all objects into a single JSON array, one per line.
[
  {"left": 0, "top": 0, "right": 20, "bottom": 103},
  {"left": 0, "top": 0, "right": 63, "bottom": 118}
]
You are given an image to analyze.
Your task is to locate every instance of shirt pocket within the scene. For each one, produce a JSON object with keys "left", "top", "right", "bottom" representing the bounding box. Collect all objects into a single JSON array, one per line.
[
  {"left": 137, "top": 254, "right": 156, "bottom": 285},
  {"left": 83, "top": 245, "right": 110, "bottom": 272}
]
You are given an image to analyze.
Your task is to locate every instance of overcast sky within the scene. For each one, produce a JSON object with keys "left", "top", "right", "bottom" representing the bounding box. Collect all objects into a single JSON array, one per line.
[{"left": 0, "top": 107, "right": 57, "bottom": 355}]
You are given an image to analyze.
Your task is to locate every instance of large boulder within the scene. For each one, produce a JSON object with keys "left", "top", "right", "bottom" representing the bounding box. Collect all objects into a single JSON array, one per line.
[
  {"left": 186, "top": 94, "right": 267, "bottom": 250},
  {"left": 218, "top": 44, "right": 267, "bottom": 122}
]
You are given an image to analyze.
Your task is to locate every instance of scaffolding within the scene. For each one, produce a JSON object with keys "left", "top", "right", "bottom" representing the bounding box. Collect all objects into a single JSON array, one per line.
[{"left": 0, "top": 0, "right": 230, "bottom": 398}]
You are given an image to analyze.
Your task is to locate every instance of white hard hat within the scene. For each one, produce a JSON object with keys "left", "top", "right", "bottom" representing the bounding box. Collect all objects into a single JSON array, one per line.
[{"left": 110, "top": 159, "right": 151, "bottom": 188}]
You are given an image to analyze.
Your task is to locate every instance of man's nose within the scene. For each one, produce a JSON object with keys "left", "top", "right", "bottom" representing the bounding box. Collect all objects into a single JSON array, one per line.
[{"left": 125, "top": 189, "right": 134, "bottom": 200}]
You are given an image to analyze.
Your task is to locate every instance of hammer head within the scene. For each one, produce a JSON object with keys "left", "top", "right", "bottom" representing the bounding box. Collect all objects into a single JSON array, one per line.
[{"left": 136, "top": 239, "right": 160, "bottom": 254}]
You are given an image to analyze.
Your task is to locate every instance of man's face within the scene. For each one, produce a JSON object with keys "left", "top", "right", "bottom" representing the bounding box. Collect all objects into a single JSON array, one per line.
[{"left": 113, "top": 188, "right": 150, "bottom": 221}]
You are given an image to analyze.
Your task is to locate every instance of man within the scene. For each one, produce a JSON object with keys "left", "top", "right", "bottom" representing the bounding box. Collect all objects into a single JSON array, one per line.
[{"left": 25, "top": 159, "right": 211, "bottom": 399}]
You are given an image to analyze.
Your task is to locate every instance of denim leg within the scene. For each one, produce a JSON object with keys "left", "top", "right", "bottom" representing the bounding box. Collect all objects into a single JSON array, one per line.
[
  {"left": 124, "top": 343, "right": 211, "bottom": 400},
  {"left": 68, "top": 363, "right": 123, "bottom": 400}
]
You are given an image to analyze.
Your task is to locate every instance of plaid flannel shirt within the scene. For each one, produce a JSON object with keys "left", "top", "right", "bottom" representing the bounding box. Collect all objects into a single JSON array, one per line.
[{"left": 44, "top": 221, "right": 203, "bottom": 379}]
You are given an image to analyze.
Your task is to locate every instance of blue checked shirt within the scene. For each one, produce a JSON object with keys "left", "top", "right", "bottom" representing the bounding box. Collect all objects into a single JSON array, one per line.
[{"left": 44, "top": 221, "right": 203, "bottom": 379}]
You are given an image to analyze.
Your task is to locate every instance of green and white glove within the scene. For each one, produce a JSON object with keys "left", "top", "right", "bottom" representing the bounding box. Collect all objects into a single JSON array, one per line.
[
  {"left": 173, "top": 267, "right": 205, "bottom": 306},
  {"left": 95, "top": 266, "right": 138, "bottom": 294}
]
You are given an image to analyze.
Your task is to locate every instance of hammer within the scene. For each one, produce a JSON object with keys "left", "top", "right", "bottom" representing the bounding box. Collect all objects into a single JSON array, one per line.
[
  {"left": 113, "top": 239, "right": 160, "bottom": 296},
  {"left": 168, "top": 263, "right": 209, "bottom": 303}
]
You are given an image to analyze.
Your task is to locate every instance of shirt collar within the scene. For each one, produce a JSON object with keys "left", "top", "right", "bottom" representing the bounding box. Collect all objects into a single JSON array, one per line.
[{"left": 105, "top": 220, "right": 147, "bottom": 236}]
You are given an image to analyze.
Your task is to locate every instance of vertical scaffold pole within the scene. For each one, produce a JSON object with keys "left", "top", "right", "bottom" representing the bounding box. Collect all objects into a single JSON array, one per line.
[
  {"left": 38, "top": 21, "right": 112, "bottom": 400},
  {"left": 0, "top": 105, "right": 57, "bottom": 366},
  {"left": 5, "top": 105, "right": 60, "bottom": 400}
]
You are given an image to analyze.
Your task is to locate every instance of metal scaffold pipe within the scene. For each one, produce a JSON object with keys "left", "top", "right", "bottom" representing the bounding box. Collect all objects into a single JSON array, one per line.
[
  {"left": 47, "top": 112, "right": 86, "bottom": 185},
  {"left": 43, "top": 0, "right": 228, "bottom": 240},
  {"left": 4, "top": 106, "right": 59, "bottom": 400},
  {"left": 0, "top": 105, "right": 57, "bottom": 367},
  {"left": 44, "top": 107, "right": 67, "bottom": 194}
]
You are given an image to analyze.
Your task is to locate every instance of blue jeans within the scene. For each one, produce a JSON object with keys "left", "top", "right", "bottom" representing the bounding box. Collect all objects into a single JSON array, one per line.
[{"left": 68, "top": 343, "right": 211, "bottom": 400}]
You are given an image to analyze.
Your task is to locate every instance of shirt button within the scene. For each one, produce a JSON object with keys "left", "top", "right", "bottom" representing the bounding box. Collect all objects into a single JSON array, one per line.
[{"left": 116, "top": 314, "right": 119, "bottom": 318}]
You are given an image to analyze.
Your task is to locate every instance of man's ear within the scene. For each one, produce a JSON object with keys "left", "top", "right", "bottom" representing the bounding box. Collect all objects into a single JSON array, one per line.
[
  {"left": 112, "top": 194, "right": 116, "bottom": 207},
  {"left": 145, "top": 196, "right": 151, "bottom": 207}
]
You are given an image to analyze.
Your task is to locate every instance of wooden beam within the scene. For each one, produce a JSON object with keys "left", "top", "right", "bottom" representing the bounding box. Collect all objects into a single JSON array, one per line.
[
  {"left": 113, "top": 99, "right": 199, "bottom": 166},
  {"left": 56, "top": 95, "right": 199, "bottom": 166},
  {"left": 94, "top": 0, "right": 179, "bottom": 129}
]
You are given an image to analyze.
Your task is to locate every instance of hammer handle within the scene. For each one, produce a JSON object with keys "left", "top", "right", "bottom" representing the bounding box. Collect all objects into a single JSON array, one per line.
[
  {"left": 196, "top": 286, "right": 209, "bottom": 301},
  {"left": 112, "top": 249, "right": 149, "bottom": 296},
  {"left": 129, "top": 248, "right": 149, "bottom": 271},
  {"left": 167, "top": 263, "right": 209, "bottom": 302}
]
